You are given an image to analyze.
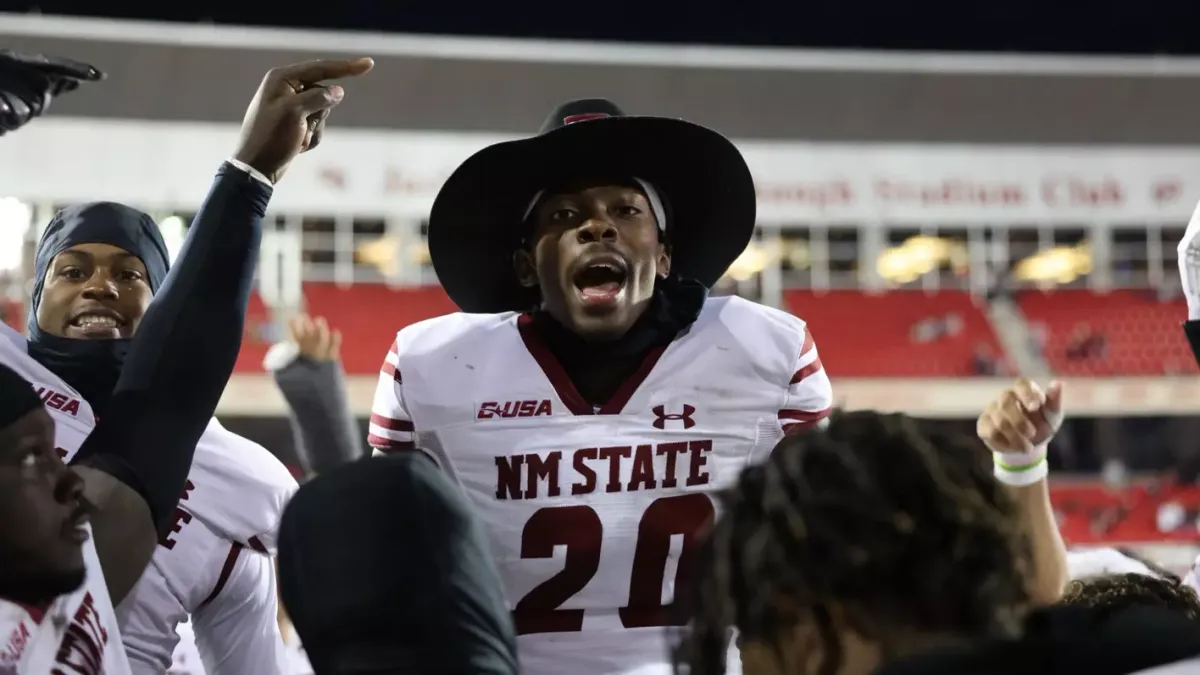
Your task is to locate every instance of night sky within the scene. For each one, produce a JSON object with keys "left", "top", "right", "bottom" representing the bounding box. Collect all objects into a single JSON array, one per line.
[{"left": 3, "top": 0, "right": 1200, "bottom": 55}]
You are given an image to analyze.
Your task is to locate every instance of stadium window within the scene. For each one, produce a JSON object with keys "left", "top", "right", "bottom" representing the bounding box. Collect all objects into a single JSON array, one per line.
[
  {"left": 352, "top": 218, "right": 389, "bottom": 282},
  {"left": 827, "top": 226, "right": 858, "bottom": 288},
  {"left": 1112, "top": 227, "right": 1150, "bottom": 288},
  {"left": 301, "top": 217, "right": 336, "bottom": 280},
  {"left": 1053, "top": 227, "right": 1088, "bottom": 248},
  {"left": 1161, "top": 226, "right": 1186, "bottom": 290},
  {"left": 932, "top": 227, "right": 970, "bottom": 289},
  {"left": 779, "top": 227, "right": 812, "bottom": 288},
  {"left": 1005, "top": 227, "right": 1040, "bottom": 264},
  {"left": 885, "top": 227, "right": 922, "bottom": 247},
  {"left": 1053, "top": 227, "right": 1090, "bottom": 288}
]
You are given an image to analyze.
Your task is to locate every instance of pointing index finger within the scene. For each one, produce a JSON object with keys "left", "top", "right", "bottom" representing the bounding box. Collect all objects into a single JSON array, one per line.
[{"left": 272, "top": 57, "right": 374, "bottom": 88}]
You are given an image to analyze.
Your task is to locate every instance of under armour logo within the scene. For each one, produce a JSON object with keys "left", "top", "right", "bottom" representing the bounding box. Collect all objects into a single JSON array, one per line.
[{"left": 652, "top": 404, "right": 697, "bottom": 430}]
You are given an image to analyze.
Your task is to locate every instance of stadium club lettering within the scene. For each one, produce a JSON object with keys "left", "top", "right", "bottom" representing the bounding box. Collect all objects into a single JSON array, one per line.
[
  {"left": 755, "top": 176, "right": 1142, "bottom": 210},
  {"left": 34, "top": 386, "right": 82, "bottom": 417},
  {"left": 495, "top": 440, "right": 713, "bottom": 500},
  {"left": 159, "top": 480, "right": 196, "bottom": 550},
  {"left": 477, "top": 399, "right": 553, "bottom": 419},
  {"left": 51, "top": 591, "right": 107, "bottom": 675}
]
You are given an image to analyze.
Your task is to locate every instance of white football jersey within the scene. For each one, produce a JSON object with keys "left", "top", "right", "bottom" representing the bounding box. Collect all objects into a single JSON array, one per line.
[
  {"left": 109, "top": 418, "right": 296, "bottom": 675},
  {"left": 0, "top": 323, "right": 297, "bottom": 675},
  {"left": 369, "top": 296, "right": 833, "bottom": 675},
  {"left": 0, "top": 324, "right": 131, "bottom": 675},
  {"left": 1066, "top": 547, "right": 1164, "bottom": 580},
  {"left": 1184, "top": 555, "right": 1200, "bottom": 595}
]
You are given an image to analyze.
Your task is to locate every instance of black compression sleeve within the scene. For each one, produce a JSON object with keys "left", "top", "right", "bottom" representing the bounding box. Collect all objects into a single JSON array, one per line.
[
  {"left": 273, "top": 357, "right": 365, "bottom": 474},
  {"left": 72, "top": 162, "right": 271, "bottom": 536}
]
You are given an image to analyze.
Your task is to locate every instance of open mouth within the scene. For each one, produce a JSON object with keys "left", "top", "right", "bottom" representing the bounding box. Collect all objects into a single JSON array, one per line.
[
  {"left": 572, "top": 256, "right": 629, "bottom": 306},
  {"left": 61, "top": 501, "right": 91, "bottom": 543},
  {"left": 67, "top": 308, "right": 125, "bottom": 338}
]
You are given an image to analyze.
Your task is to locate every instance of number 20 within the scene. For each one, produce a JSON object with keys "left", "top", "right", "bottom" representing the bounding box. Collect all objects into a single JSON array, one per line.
[{"left": 512, "top": 493, "right": 716, "bottom": 635}]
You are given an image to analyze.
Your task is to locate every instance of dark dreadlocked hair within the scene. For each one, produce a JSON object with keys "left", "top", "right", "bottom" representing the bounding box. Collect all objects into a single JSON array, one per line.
[
  {"left": 671, "top": 410, "right": 1033, "bottom": 675},
  {"left": 1060, "top": 573, "right": 1200, "bottom": 621}
]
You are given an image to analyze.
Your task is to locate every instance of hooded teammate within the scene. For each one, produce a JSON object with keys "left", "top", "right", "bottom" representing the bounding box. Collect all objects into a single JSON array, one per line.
[{"left": 21, "top": 201, "right": 297, "bottom": 674}]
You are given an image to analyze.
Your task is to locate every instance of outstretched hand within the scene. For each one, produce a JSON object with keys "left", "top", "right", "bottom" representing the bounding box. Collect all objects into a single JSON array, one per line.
[
  {"left": 288, "top": 314, "right": 341, "bottom": 363},
  {"left": 0, "top": 50, "right": 103, "bottom": 136},
  {"left": 233, "top": 57, "right": 374, "bottom": 183}
]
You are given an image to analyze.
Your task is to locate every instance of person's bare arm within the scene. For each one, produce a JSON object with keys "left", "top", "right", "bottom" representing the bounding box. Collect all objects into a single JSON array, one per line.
[{"left": 977, "top": 378, "right": 1070, "bottom": 605}]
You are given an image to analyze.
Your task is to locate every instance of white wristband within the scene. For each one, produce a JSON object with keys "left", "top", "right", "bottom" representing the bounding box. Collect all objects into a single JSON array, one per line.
[
  {"left": 993, "top": 446, "right": 1049, "bottom": 487},
  {"left": 226, "top": 157, "right": 274, "bottom": 186}
]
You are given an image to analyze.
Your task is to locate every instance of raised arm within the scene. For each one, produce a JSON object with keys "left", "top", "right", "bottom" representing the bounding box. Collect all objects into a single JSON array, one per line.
[
  {"left": 267, "top": 314, "right": 364, "bottom": 475},
  {"left": 976, "top": 378, "right": 1070, "bottom": 605},
  {"left": 71, "top": 57, "right": 374, "bottom": 602}
]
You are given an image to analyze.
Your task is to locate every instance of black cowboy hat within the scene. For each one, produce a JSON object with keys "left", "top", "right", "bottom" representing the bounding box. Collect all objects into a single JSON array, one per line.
[{"left": 427, "top": 99, "right": 757, "bottom": 313}]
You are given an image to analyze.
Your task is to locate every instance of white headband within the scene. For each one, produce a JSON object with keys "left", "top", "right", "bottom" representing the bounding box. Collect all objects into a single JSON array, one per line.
[{"left": 521, "top": 177, "right": 667, "bottom": 235}]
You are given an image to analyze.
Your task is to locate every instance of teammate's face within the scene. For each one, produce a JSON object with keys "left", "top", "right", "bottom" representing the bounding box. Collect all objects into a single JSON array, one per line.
[
  {"left": 518, "top": 184, "right": 669, "bottom": 340},
  {"left": 0, "top": 408, "right": 88, "bottom": 603},
  {"left": 37, "top": 242, "right": 153, "bottom": 340}
]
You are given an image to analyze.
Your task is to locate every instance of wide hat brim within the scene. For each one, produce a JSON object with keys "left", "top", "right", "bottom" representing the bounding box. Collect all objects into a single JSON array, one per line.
[{"left": 427, "top": 115, "right": 757, "bottom": 313}]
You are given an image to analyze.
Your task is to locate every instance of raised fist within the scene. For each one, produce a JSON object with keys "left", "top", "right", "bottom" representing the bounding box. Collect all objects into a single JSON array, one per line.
[
  {"left": 232, "top": 57, "right": 374, "bottom": 183},
  {"left": 976, "top": 378, "right": 1065, "bottom": 455},
  {"left": 0, "top": 50, "right": 103, "bottom": 136}
]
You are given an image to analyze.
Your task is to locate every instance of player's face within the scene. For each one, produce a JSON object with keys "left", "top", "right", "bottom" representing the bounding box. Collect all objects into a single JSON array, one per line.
[
  {"left": 0, "top": 408, "right": 88, "bottom": 603},
  {"left": 37, "top": 242, "right": 153, "bottom": 340},
  {"left": 520, "top": 184, "right": 669, "bottom": 340}
]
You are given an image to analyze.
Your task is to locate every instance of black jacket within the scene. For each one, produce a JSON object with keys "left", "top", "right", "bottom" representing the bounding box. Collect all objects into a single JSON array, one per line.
[{"left": 874, "top": 605, "right": 1200, "bottom": 675}]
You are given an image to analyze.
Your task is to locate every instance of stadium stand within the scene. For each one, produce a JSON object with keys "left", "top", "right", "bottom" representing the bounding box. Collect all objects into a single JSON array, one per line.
[
  {"left": 1017, "top": 290, "right": 1199, "bottom": 376},
  {"left": 784, "top": 289, "right": 1004, "bottom": 377}
]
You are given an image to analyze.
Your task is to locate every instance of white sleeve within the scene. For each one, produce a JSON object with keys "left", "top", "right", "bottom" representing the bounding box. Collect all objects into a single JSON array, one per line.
[
  {"left": 1184, "top": 554, "right": 1200, "bottom": 595},
  {"left": 1066, "top": 547, "right": 1160, "bottom": 580},
  {"left": 368, "top": 336, "right": 416, "bottom": 455},
  {"left": 778, "top": 326, "right": 834, "bottom": 435},
  {"left": 192, "top": 547, "right": 289, "bottom": 675},
  {"left": 1177, "top": 200, "right": 1200, "bottom": 320}
]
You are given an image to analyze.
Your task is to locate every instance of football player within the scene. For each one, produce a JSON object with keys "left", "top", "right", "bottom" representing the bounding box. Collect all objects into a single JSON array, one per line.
[{"left": 370, "top": 99, "right": 834, "bottom": 674}]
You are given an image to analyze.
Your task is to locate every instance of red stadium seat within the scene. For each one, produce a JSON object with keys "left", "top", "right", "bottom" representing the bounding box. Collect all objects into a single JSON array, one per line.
[
  {"left": 1016, "top": 290, "right": 1198, "bottom": 376},
  {"left": 303, "top": 283, "right": 458, "bottom": 374},
  {"left": 784, "top": 290, "right": 1003, "bottom": 377},
  {"left": 1052, "top": 480, "right": 1200, "bottom": 545}
]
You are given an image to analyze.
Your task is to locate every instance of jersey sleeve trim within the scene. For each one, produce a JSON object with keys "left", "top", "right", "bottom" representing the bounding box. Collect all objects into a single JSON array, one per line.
[
  {"left": 380, "top": 341, "right": 402, "bottom": 384},
  {"left": 369, "top": 336, "right": 417, "bottom": 454},
  {"left": 367, "top": 414, "right": 415, "bottom": 452},
  {"left": 779, "top": 326, "right": 834, "bottom": 435}
]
